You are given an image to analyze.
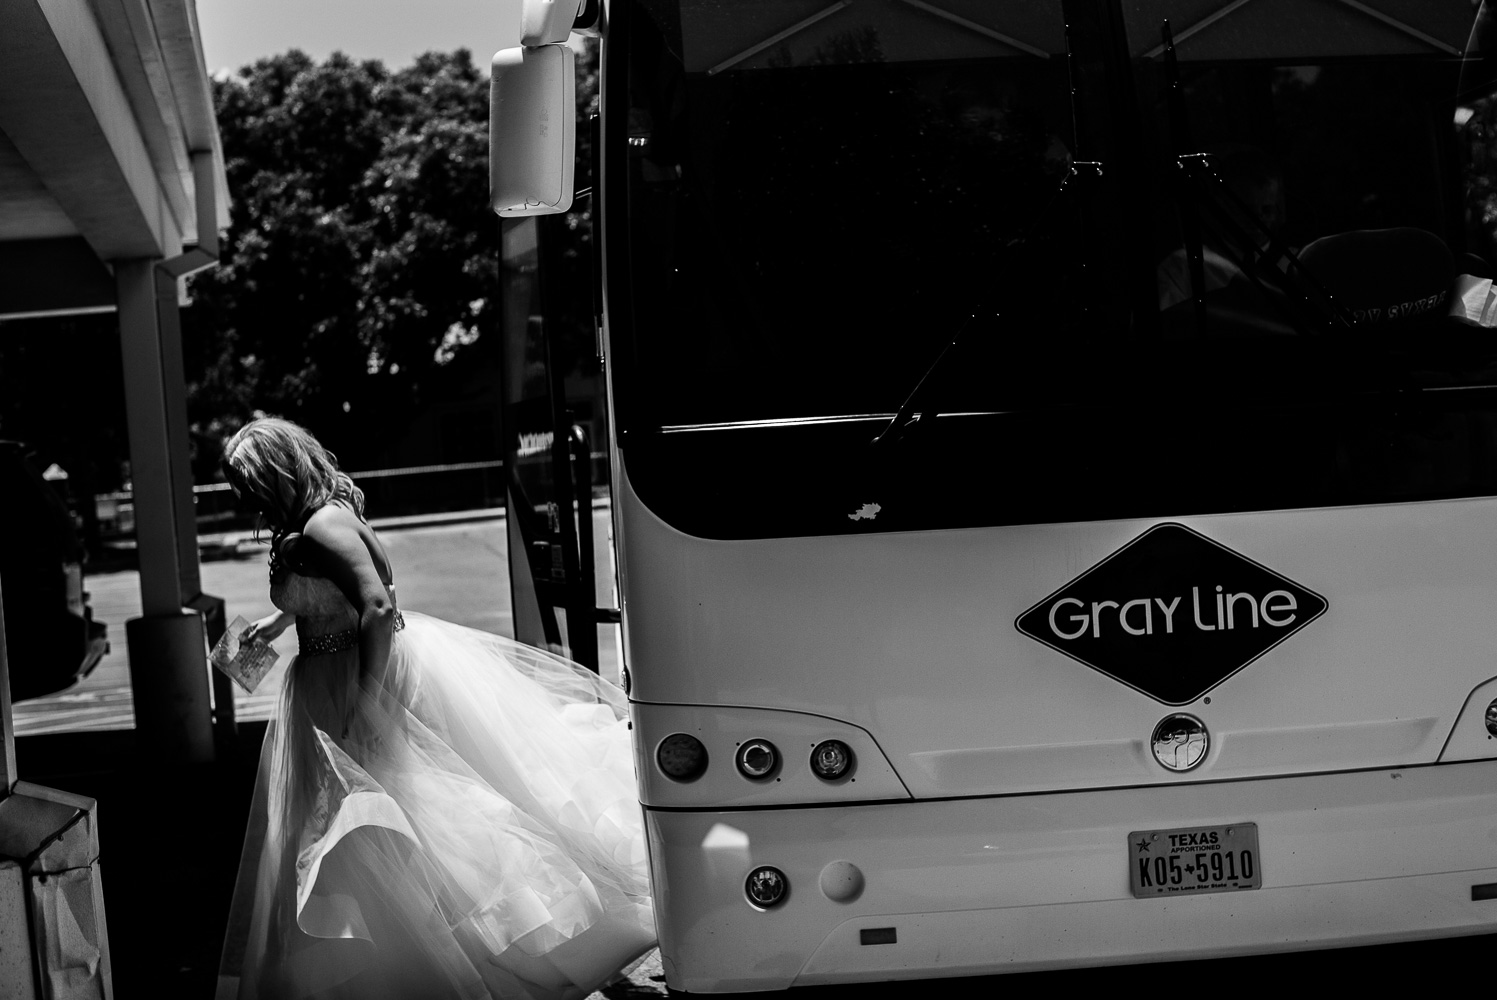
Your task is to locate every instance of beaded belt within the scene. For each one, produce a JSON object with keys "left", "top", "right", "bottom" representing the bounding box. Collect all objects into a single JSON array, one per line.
[{"left": 298, "top": 611, "right": 406, "bottom": 657}]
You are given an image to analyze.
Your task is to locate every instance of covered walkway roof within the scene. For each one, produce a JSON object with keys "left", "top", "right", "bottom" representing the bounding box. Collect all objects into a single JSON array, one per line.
[
  {"left": 2, "top": 0, "right": 234, "bottom": 770},
  {"left": 1, "top": 3, "right": 235, "bottom": 994},
  {"left": 0, "top": 0, "right": 230, "bottom": 319}
]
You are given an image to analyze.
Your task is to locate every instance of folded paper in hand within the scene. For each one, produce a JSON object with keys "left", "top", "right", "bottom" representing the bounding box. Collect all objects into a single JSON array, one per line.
[{"left": 211, "top": 615, "right": 280, "bottom": 693}]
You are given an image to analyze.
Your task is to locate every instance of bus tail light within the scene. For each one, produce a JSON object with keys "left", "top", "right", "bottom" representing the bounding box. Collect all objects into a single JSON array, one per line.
[
  {"left": 736, "top": 739, "right": 779, "bottom": 779},
  {"left": 631, "top": 703, "right": 908, "bottom": 807},
  {"left": 746, "top": 866, "right": 788, "bottom": 908},
  {"left": 658, "top": 733, "right": 708, "bottom": 781},
  {"left": 810, "top": 740, "right": 854, "bottom": 781}
]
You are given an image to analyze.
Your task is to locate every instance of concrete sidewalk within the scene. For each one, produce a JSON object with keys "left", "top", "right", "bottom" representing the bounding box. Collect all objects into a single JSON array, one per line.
[{"left": 19, "top": 508, "right": 649, "bottom": 998}]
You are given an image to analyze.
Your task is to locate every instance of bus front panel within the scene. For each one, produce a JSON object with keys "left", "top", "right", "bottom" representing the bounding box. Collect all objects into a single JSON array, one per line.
[{"left": 597, "top": 0, "right": 1497, "bottom": 988}]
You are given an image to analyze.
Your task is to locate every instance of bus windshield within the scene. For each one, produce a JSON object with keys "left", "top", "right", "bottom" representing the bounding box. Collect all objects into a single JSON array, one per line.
[
  {"left": 614, "top": 0, "right": 1497, "bottom": 538},
  {"left": 621, "top": 0, "right": 1075, "bottom": 426}
]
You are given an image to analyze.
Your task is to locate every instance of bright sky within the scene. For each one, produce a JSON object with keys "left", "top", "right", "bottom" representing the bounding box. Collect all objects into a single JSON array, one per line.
[{"left": 196, "top": 0, "right": 523, "bottom": 75}]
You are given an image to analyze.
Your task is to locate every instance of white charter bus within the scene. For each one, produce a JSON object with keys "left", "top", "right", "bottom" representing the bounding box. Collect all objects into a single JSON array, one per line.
[{"left": 496, "top": 0, "right": 1497, "bottom": 990}]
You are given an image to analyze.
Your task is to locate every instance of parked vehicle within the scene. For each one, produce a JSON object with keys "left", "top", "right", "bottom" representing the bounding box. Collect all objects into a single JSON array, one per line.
[
  {"left": 499, "top": 0, "right": 1497, "bottom": 990},
  {"left": 0, "top": 440, "right": 108, "bottom": 701}
]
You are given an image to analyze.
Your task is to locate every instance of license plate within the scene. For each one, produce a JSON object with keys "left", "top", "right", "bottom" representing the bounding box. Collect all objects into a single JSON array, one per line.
[{"left": 1128, "top": 822, "right": 1261, "bottom": 898}]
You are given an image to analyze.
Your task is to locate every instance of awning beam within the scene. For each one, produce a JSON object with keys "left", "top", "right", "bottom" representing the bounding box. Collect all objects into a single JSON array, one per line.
[{"left": 0, "top": 0, "right": 181, "bottom": 261}]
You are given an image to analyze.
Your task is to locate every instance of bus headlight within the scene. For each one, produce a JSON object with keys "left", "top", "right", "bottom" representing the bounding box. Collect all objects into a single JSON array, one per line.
[
  {"left": 746, "top": 866, "right": 788, "bottom": 908},
  {"left": 657, "top": 733, "right": 708, "bottom": 781},
  {"left": 810, "top": 739, "right": 854, "bottom": 781},
  {"left": 1485, "top": 698, "right": 1497, "bottom": 737},
  {"left": 736, "top": 739, "right": 779, "bottom": 779}
]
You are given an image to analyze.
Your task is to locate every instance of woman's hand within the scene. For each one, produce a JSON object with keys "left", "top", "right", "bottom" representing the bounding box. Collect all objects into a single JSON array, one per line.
[{"left": 242, "top": 611, "right": 292, "bottom": 645}]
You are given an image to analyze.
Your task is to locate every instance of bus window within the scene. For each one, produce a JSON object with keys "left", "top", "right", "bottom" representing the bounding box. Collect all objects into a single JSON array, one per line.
[{"left": 613, "top": 0, "right": 1497, "bottom": 539}]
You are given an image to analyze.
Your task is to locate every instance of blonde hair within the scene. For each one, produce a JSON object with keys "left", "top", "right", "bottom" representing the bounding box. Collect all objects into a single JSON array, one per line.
[{"left": 221, "top": 417, "right": 365, "bottom": 530}]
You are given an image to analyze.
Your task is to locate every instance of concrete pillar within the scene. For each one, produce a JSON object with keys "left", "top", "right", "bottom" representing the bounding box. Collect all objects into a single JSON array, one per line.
[{"left": 116, "top": 259, "right": 214, "bottom": 763}]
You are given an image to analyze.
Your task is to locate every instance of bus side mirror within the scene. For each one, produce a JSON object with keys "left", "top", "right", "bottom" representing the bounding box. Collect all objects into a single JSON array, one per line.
[
  {"left": 490, "top": 44, "right": 576, "bottom": 217},
  {"left": 521, "top": 0, "right": 585, "bottom": 46}
]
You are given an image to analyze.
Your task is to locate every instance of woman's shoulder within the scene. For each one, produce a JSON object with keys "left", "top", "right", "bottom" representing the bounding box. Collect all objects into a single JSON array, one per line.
[
  {"left": 301, "top": 503, "right": 394, "bottom": 582},
  {"left": 286, "top": 505, "right": 368, "bottom": 568},
  {"left": 303, "top": 502, "right": 366, "bottom": 538}
]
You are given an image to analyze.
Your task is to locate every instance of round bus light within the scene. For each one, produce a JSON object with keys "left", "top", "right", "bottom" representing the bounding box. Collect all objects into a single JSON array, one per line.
[
  {"left": 736, "top": 739, "right": 778, "bottom": 779},
  {"left": 746, "top": 866, "right": 788, "bottom": 908},
  {"left": 810, "top": 740, "right": 854, "bottom": 781},
  {"left": 1485, "top": 699, "right": 1497, "bottom": 737},
  {"left": 657, "top": 733, "right": 708, "bottom": 781}
]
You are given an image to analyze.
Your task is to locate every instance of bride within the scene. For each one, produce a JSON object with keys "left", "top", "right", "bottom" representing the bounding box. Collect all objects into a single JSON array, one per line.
[{"left": 221, "top": 417, "right": 655, "bottom": 999}]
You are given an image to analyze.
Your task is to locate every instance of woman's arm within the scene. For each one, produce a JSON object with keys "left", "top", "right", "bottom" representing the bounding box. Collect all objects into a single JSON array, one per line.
[
  {"left": 296, "top": 507, "right": 396, "bottom": 692},
  {"left": 242, "top": 609, "right": 294, "bottom": 644}
]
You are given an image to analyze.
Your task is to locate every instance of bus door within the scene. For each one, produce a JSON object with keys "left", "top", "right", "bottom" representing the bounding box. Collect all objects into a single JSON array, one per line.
[{"left": 498, "top": 210, "right": 617, "bottom": 673}]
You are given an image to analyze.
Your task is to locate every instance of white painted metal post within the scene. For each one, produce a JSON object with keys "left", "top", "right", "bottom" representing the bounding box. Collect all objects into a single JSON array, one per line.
[
  {"left": 117, "top": 260, "right": 185, "bottom": 617},
  {"left": 116, "top": 259, "right": 214, "bottom": 763},
  {"left": 154, "top": 265, "right": 236, "bottom": 748},
  {"left": 153, "top": 267, "right": 203, "bottom": 602}
]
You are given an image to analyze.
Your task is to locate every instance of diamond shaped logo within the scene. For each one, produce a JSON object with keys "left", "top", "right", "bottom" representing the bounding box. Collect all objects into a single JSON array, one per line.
[{"left": 1015, "top": 523, "right": 1327, "bottom": 705}]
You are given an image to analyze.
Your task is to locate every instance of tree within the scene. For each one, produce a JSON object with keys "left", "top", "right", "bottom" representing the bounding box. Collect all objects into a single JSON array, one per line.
[
  {"left": 1, "top": 43, "right": 601, "bottom": 501},
  {"left": 183, "top": 48, "right": 506, "bottom": 472}
]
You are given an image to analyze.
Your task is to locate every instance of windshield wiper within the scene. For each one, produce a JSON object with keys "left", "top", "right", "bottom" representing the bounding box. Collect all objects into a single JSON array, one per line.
[
  {"left": 866, "top": 154, "right": 1099, "bottom": 454},
  {"left": 866, "top": 159, "right": 1102, "bottom": 454},
  {"left": 868, "top": 308, "right": 996, "bottom": 451},
  {"left": 870, "top": 19, "right": 1104, "bottom": 454}
]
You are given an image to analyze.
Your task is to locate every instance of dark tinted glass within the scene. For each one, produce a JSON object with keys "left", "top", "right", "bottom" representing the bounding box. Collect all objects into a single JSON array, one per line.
[
  {"left": 614, "top": 0, "right": 1497, "bottom": 538},
  {"left": 621, "top": 0, "right": 1075, "bottom": 427}
]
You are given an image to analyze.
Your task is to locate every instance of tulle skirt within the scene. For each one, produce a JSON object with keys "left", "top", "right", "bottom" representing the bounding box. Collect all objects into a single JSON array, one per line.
[{"left": 231, "top": 612, "right": 656, "bottom": 999}]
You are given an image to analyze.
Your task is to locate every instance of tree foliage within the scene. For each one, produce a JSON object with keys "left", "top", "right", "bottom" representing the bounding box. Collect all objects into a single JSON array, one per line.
[
  {"left": 1, "top": 41, "right": 599, "bottom": 494},
  {"left": 184, "top": 48, "right": 506, "bottom": 472}
]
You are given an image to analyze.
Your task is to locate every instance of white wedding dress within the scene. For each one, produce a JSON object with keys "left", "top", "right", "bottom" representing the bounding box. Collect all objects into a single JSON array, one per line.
[{"left": 230, "top": 568, "right": 655, "bottom": 999}]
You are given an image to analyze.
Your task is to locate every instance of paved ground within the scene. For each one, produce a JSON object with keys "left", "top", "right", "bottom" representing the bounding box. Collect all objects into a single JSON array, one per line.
[
  {"left": 12, "top": 511, "right": 656, "bottom": 999},
  {"left": 13, "top": 512, "right": 620, "bottom": 736}
]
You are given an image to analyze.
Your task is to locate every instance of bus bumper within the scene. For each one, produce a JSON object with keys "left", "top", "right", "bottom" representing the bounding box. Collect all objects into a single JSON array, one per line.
[{"left": 645, "top": 759, "right": 1497, "bottom": 992}]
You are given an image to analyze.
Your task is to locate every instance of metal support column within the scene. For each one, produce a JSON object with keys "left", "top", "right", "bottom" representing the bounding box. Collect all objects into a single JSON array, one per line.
[
  {"left": 154, "top": 268, "right": 201, "bottom": 602},
  {"left": 152, "top": 267, "right": 234, "bottom": 749},
  {"left": 116, "top": 259, "right": 214, "bottom": 764}
]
